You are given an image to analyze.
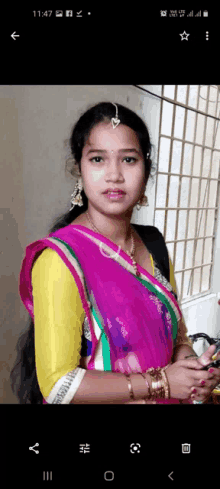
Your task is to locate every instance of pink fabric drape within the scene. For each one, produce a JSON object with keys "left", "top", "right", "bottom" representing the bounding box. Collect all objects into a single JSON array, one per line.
[{"left": 20, "top": 224, "right": 192, "bottom": 404}]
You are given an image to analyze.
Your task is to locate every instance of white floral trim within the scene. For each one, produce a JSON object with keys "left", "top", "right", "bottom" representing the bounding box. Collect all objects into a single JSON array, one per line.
[{"left": 45, "top": 367, "right": 86, "bottom": 404}]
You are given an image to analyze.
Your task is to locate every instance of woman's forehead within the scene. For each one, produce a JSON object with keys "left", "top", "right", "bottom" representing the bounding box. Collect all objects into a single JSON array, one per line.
[{"left": 85, "top": 122, "right": 140, "bottom": 146}]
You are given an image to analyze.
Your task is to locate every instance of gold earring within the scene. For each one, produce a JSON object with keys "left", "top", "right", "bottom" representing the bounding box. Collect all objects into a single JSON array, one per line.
[
  {"left": 136, "top": 194, "right": 149, "bottom": 210},
  {"left": 70, "top": 176, "right": 83, "bottom": 210}
]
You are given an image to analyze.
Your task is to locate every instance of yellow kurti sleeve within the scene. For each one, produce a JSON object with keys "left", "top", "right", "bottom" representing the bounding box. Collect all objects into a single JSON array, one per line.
[
  {"left": 168, "top": 256, "right": 193, "bottom": 348},
  {"left": 31, "top": 247, "right": 85, "bottom": 398}
]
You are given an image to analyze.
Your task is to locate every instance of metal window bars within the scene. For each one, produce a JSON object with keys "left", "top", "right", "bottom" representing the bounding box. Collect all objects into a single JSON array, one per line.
[{"left": 154, "top": 86, "right": 220, "bottom": 303}]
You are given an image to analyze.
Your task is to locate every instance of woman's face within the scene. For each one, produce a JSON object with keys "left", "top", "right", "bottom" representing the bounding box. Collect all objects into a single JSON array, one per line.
[{"left": 80, "top": 122, "right": 147, "bottom": 216}]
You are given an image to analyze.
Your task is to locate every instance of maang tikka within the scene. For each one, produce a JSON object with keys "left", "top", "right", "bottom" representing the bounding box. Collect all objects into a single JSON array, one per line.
[{"left": 111, "top": 103, "right": 121, "bottom": 129}]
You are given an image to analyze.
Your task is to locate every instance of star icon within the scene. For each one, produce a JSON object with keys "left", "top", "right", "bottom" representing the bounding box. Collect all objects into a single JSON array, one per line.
[{"left": 179, "top": 31, "right": 190, "bottom": 40}]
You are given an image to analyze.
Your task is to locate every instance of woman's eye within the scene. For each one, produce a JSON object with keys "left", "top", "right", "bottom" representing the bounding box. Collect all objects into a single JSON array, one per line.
[
  {"left": 124, "top": 157, "right": 137, "bottom": 163},
  {"left": 90, "top": 157, "right": 103, "bottom": 163},
  {"left": 90, "top": 156, "right": 137, "bottom": 163}
]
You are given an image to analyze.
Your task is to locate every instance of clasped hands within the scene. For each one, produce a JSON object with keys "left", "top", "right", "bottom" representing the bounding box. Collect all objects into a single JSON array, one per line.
[
  {"left": 125, "top": 345, "right": 220, "bottom": 404},
  {"left": 185, "top": 344, "right": 220, "bottom": 402}
]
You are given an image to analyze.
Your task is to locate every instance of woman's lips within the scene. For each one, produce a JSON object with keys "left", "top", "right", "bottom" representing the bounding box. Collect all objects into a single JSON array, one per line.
[
  {"left": 103, "top": 189, "right": 126, "bottom": 194},
  {"left": 103, "top": 192, "right": 126, "bottom": 200}
]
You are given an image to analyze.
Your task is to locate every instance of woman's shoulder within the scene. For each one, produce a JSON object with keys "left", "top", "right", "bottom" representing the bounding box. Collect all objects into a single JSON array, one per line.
[
  {"left": 31, "top": 247, "right": 82, "bottom": 298},
  {"left": 31, "top": 247, "right": 63, "bottom": 275}
]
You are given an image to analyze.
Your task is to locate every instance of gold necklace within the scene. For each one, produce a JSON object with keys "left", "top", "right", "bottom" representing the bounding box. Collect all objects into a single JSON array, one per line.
[{"left": 85, "top": 211, "right": 140, "bottom": 277}]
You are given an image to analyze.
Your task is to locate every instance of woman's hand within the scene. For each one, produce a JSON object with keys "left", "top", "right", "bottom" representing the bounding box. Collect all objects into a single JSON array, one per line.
[
  {"left": 165, "top": 358, "right": 207, "bottom": 400},
  {"left": 124, "top": 346, "right": 220, "bottom": 403},
  {"left": 167, "top": 345, "right": 220, "bottom": 402},
  {"left": 189, "top": 344, "right": 220, "bottom": 402}
]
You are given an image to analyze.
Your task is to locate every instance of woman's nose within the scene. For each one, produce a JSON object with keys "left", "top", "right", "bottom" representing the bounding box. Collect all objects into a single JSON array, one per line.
[{"left": 106, "top": 162, "right": 123, "bottom": 178}]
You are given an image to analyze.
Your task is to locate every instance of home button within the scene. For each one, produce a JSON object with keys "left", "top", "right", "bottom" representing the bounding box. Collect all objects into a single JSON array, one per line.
[{"left": 104, "top": 471, "right": 114, "bottom": 481}]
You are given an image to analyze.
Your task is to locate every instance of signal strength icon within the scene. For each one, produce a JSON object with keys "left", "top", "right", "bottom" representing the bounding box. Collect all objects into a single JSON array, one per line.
[
  {"left": 187, "top": 10, "right": 194, "bottom": 17},
  {"left": 195, "top": 11, "right": 201, "bottom": 17}
]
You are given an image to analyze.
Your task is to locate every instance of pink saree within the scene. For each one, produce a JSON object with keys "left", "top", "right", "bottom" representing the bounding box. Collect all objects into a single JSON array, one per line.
[{"left": 19, "top": 224, "right": 192, "bottom": 404}]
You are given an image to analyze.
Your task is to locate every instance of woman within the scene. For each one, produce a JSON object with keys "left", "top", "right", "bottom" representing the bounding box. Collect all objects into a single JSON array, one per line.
[{"left": 11, "top": 101, "right": 220, "bottom": 404}]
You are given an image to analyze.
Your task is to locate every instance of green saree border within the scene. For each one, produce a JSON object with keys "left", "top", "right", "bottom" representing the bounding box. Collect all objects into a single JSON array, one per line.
[
  {"left": 50, "top": 236, "right": 91, "bottom": 299},
  {"left": 91, "top": 306, "right": 112, "bottom": 371},
  {"left": 135, "top": 275, "right": 178, "bottom": 341},
  {"left": 51, "top": 236, "right": 82, "bottom": 266}
]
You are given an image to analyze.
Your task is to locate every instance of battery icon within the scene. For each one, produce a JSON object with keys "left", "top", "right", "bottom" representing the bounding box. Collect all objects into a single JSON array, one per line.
[{"left": 203, "top": 10, "right": 208, "bottom": 17}]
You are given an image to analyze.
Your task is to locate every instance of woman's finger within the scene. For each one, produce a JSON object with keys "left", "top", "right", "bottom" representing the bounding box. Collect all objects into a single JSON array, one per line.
[
  {"left": 191, "top": 372, "right": 220, "bottom": 400},
  {"left": 191, "top": 385, "right": 213, "bottom": 402},
  {"left": 197, "top": 344, "right": 217, "bottom": 368},
  {"left": 212, "top": 369, "right": 220, "bottom": 385},
  {"left": 177, "top": 358, "right": 206, "bottom": 369},
  {"left": 191, "top": 393, "right": 211, "bottom": 402},
  {"left": 206, "top": 367, "right": 220, "bottom": 384},
  {"left": 212, "top": 349, "right": 220, "bottom": 360}
]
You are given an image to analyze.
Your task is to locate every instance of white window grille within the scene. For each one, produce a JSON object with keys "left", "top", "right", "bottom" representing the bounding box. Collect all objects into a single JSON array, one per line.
[{"left": 154, "top": 85, "right": 220, "bottom": 303}]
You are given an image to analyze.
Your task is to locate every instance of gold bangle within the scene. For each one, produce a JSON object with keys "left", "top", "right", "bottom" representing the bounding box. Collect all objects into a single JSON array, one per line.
[
  {"left": 147, "top": 368, "right": 165, "bottom": 400},
  {"left": 160, "top": 367, "right": 170, "bottom": 399},
  {"left": 144, "top": 366, "right": 171, "bottom": 401},
  {"left": 125, "top": 374, "right": 135, "bottom": 401},
  {"left": 153, "top": 380, "right": 164, "bottom": 398},
  {"left": 140, "top": 373, "right": 153, "bottom": 400}
]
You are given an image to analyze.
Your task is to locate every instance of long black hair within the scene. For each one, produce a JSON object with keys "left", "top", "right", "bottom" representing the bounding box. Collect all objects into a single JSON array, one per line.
[{"left": 10, "top": 101, "right": 156, "bottom": 403}]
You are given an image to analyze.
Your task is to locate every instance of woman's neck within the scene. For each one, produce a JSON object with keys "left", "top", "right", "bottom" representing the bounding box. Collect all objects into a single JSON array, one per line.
[{"left": 76, "top": 210, "right": 135, "bottom": 249}]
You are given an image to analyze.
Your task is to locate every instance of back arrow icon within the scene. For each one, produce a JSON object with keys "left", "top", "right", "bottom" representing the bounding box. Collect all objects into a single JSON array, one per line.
[
  {"left": 11, "top": 32, "right": 20, "bottom": 40},
  {"left": 168, "top": 472, "right": 174, "bottom": 481}
]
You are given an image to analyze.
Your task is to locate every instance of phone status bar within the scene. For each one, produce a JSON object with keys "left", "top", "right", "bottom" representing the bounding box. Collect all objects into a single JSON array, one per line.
[
  {"left": 160, "top": 10, "right": 208, "bottom": 17},
  {"left": 32, "top": 11, "right": 91, "bottom": 18}
]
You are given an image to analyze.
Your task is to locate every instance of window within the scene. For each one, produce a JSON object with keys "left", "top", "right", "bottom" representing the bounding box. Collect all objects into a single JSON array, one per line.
[{"left": 154, "top": 86, "right": 220, "bottom": 303}]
